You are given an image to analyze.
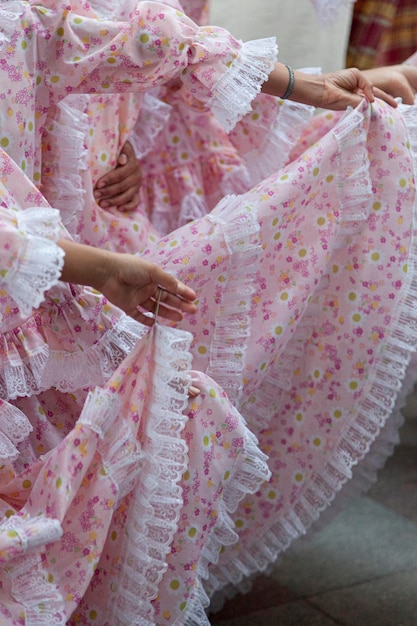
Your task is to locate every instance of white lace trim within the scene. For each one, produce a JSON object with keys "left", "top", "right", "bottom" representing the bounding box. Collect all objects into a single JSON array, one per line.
[
  {"left": 101, "top": 323, "right": 269, "bottom": 625},
  {"left": 234, "top": 69, "right": 320, "bottom": 185},
  {"left": 244, "top": 99, "right": 315, "bottom": 185},
  {"left": 88, "top": 0, "right": 119, "bottom": 18},
  {"left": 107, "top": 324, "right": 193, "bottom": 625},
  {"left": 79, "top": 387, "right": 145, "bottom": 504},
  {"left": 0, "top": 400, "right": 32, "bottom": 462},
  {"left": 129, "top": 92, "right": 172, "bottom": 159},
  {"left": 1, "top": 515, "right": 65, "bottom": 625},
  {"left": 209, "top": 38, "right": 278, "bottom": 133},
  {"left": 4, "top": 208, "right": 65, "bottom": 316},
  {"left": 0, "top": 1, "right": 23, "bottom": 51},
  {"left": 310, "top": 0, "right": 354, "bottom": 25},
  {"left": 0, "top": 514, "right": 63, "bottom": 561},
  {"left": 205, "top": 195, "right": 262, "bottom": 406},
  {"left": 42, "top": 95, "right": 90, "bottom": 237},
  {"left": 239, "top": 105, "right": 374, "bottom": 429},
  {"left": 172, "top": 426, "right": 270, "bottom": 626},
  {"left": 0, "top": 315, "right": 148, "bottom": 401},
  {"left": 205, "top": 99, "right": 417, "bottom": 599}
]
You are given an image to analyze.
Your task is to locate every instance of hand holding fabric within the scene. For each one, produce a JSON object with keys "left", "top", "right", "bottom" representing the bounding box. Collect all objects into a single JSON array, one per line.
[
  {"left": 362, "top": 64, "right": 417, "bottom": 105},
  {"left": 58, "top": 239, "right": 197, "bottom": 325},
  {"left": 261, "top": 63, "right": 415, "bottom": 110}
]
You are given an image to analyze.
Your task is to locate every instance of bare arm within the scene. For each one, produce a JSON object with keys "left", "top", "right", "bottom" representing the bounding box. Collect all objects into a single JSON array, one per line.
[
  {"left": 261, "top": 62, "right": 401, "bottom": 110},
  {"left": 58, "top": 239, "right": 196, "bottom": 325}
]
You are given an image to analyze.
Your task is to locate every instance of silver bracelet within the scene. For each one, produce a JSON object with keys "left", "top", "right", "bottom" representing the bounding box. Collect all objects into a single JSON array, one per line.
[{"left": 281, "top": 64, "right": 295, "bottom": 100}]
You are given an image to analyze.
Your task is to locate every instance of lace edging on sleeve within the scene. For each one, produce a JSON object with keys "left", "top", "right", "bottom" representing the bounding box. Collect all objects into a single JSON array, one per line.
[
  {"left": 208, "top": 37, "right": 278, "bottom": 133},
  {"left": 11, "top": 208, "right": 65, "bottom": 316}
]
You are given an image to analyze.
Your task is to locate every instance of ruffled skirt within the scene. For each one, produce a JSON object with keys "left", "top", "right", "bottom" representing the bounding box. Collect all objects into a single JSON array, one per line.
[{"left": 2, "top": 96, "right": 417, "bottom": 625}]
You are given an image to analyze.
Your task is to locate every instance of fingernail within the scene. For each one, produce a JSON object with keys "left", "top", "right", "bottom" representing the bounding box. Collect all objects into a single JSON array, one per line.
[
  {"left": 100, "top": 201, "right": 110, "bottom": 208},
  {"left": 94, "top": 190, "right": 101, "bottom": 198},
  {"left": 189, "top": 385, "right": 200, "bottom": 397}
]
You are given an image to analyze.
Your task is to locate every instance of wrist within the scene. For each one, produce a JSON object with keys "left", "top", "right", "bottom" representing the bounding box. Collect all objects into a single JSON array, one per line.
[
  {"left": 280, "top": 64, "right": 295, "bottom": 99},
  {"left": 58, "top": 239, "right": 116, "bottom": 290},
  {"left": 290, "top": 70, "right": 324, "bottom": 107}
]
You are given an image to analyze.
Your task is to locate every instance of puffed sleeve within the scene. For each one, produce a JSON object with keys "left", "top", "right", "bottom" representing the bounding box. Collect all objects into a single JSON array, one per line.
[
  {"left": 26, "top": 0, "right": 277, "bottom": 131},
  {"left": 0, "top": 206, "right": 65, "bottom": 316}
]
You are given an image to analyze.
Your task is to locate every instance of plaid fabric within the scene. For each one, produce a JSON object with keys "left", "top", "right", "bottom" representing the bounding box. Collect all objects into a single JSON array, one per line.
[{"left": 346, "top": 0, "right": 417, "bottom": 68}]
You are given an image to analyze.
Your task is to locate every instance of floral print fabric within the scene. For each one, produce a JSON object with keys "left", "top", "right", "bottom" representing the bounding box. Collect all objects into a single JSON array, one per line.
[{"left": 1, "top": 0, "right": 417, "bottom": 624}]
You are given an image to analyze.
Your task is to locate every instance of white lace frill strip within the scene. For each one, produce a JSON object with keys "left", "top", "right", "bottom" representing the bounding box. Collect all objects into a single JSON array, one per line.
[
  {"left": 310, "top": 0, "right": 354, "bottom": 25},
  {"left": 2, "top": 383, "right": 142, "bottom": 624},
  {"left": 205, "top": 99, "right": 417, "bottom": 601},
  {"left": 181, "top": 426, "right": 271, "bottom": 626},
  {"left": 231, "top": 69, "right": 320, "bottom": 186},
  {"left": 240, "top": 98, "right": 316, "bottom": 186},
  {"left": 42, "top": 95, "right": 90, "bottom": 236},
  {"left": 7, "top": 207, "right": 65, "bottom": 317},
  {"left": 0, "top": 314, "right": 148, "bottom": 401},
  {"left": 205, "top": 195, "right": 262, "bottom": 406},
  {"left": 78, "top": 384, "right": 145, "bottom": 505},
  {"left": 0, "top": 400, "right": 32, "bottom": 462},
  {"left": 129, "top": 91, "right": 172, "bottom": 159},
  {"left": 102, "top": 323, "right": 270, "bottom": 626},
  {"left": 209, "top": 38, "right": 278, "bottom": 133},
  {"left": 105, "top": 323, "right": 193, "bottom": 625},
  {"left": 0, "top": 514, "right": 65, "bottom": 624}
]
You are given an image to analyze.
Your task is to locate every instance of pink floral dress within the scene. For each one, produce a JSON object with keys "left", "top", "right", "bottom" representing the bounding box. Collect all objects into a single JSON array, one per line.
[
  {"left": 1, "top": 1, "right": 417, "bottom": 625},
  {"left": 0, "top": 146, "right": 268, "bottom": 625}
]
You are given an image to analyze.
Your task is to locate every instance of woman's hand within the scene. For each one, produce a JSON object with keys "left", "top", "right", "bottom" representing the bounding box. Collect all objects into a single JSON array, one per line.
[
  {"left": 58, "top": 239, "right": 196, "bottom": 325},
  {"left": 262, "top": 62, "right": 417, "bottom": 110},
  {"left": 362, "top": 64, "right": 417, "bottom": 105},
  {"left": 97, "top": 253, "right": 197, "bottom": 325},
  {"left": 93, "top": 140, "right": 142, "bottom": 212}
]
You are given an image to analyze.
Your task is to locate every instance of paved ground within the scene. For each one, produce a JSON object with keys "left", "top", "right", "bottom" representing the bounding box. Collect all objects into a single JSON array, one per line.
[{"left": 210, "top": 399, "right": 417, "bottom": 625}]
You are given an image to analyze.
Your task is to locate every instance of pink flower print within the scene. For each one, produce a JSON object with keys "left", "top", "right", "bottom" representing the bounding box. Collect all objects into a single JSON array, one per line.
[
  {"left": 15, "top": 88, "right": 31, "bottom": 105},
  {"left": 232, "top": 437, "right": 244, "bottom": 449},
  {"left": 61, "top": 531, "right": 79, "bottom": 553},
  {"left": 226, "top": 415, "right": 238, "bottom": 432}
]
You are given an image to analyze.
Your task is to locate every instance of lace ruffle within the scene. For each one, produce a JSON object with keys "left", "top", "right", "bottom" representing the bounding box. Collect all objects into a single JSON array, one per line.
[
  {"left": 205, "top": 98, "right": 417, "bottom": 600},
  {"left": 182, "top": 427, "right": 270, "bottom": 626},
  {"left": 228, "top": 70, "right": 320, "bottom": 185},
  {"left": 0, "top": 314, "right": 148, "bottom": 401},
  {"left": 205, "top": 195, "right": 262, "bottom": 406},
  {"left": 107, "top": 323, "right": 193, "bottom": 625},
  {"left": 129, "top": 92, "right": 172, "bottom": 160},
  {"left": 42, "top": 95, "right": 90, "bottom": 235},
  {"left": 208, "top": 38, "right": 278, "bottom": 133},
  {"left": 6, "top": 207, "right": 65, "bottom": 317},
  {"left": 234, "top": 99, "right": 316, "bottom": 186},
  {"left": 103, "top": 324, "right": 270, "bottom": 626},
  {"left": 1, "top": 515, "right": 65, "bottom": 624},
  {"left": 0, "top": 400, "right": 32, "bottom": 462},
  {"left": 0, "top": 0, "right": 23, "bottom": 51},
  {"left": 78, "top": 386, "right": 145, "bottom": 503}
]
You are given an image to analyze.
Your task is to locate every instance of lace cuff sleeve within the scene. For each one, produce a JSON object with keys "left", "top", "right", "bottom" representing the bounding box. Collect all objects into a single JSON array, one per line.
[
  {"left": 206, "top": 38, "right": 278, "bottom": 133},
  {"left": 0, "top": 207, "right": 65, "bottom": 316}
]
